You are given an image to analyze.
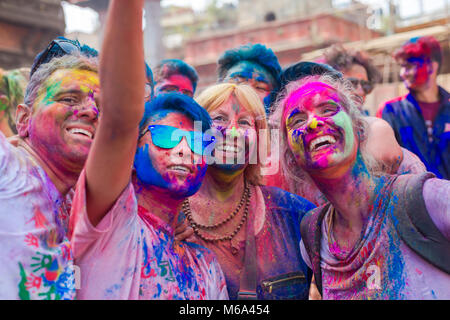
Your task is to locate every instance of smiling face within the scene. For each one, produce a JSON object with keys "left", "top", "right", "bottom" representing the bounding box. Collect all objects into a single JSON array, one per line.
[
  {"left": 398, "top": 57, "right": 432, "bottom": 90},
  {"left": 134, "top": 111, "right": 208, "bottom": 198},
  {"left": 343, "top": 63, "right": 370, "bottom": 105},
  {"left": 283, "top": 82, "right": 358, "bottom": 174},
  {"left": 154, "top": 74, "right": 194, "bottom": 97},
  {"left": 208, "top": 95, "right": 257, "bottom": 171},
  {"left": 224, "top": 61, "right": 274, "bottom": 102},
  {"left": 27, "top": 68, "right": 99, "bottom": 173}
]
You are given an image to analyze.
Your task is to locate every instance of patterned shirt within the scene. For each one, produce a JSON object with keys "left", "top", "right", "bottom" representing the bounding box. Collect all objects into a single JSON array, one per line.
[
  {"left": 300, "top": 176, "right": 450, "bottom": 300},
  {"left": 70, "top": 172, "right": 228, "bottom": 300},
  {"left": 0, "top": 132, "right": 75, "bottom": 300}
]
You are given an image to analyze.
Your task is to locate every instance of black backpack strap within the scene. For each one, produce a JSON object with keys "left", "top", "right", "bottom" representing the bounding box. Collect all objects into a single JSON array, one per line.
[
  {"left": 391, "top": 173, "right": 450, "bottom": 274},
  {"left": 300, "top": 204, "right": 330, "bottom": 296}
]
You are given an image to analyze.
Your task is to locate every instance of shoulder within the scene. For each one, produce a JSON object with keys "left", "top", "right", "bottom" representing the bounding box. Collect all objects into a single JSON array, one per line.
[
  {"left": 259, "top": 185, "right": 316, "bottom": 213},
  {"left": 367, "top": 116, "right": 394, "bottom": 131},
  {"left": 438, "top": 86, "right": 450, "bottom": 99},
  {"left": 422, "top": 177, "right": 450, "bottom": 240},
  {"left": 299, "top": 204, "right": 328, "bottom": 250},
  {"left": 0, "top": 131, "right": 13, "bottom": 159},
  {"left": 366, "top": 117, "right": 402, "bottom": 155},
  {"left": 300, "top": 204, "right": 327, "bottom": 230},
  {"left": 0, "top": 134, "right": 36, "bottom": 188},
  {"left": 367, "top": 117, "right": 399, "bottom": 142},
  {"left": 382, "top": 95, "right": 409, "bottom": 114},
  {"left": 397, "top": 148, "right": 427, "bottom": 174}
]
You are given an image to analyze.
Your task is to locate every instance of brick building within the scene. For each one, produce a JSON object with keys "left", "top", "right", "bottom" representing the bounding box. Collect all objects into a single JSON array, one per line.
[
  {"left": 0, "top": 0, "right": 65, "bottom": 69},
  {"left": 183, "top": 13, "right": 382, "bottom": 90}
]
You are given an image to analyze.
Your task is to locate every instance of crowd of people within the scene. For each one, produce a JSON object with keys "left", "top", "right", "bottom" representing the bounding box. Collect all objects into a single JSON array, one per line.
[{"left": 0, "top": 0, "right": 448, "bottom": 300}]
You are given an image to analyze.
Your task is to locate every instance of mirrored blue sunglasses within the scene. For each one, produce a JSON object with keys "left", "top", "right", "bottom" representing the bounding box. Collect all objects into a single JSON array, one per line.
[{"left": 146, "top": 125, "right": 215, "bottom": 155}]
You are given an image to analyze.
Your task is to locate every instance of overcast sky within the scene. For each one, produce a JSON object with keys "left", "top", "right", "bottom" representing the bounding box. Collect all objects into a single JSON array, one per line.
[{"left": 62, "top": 0, "right": 449, "bottom": 34}]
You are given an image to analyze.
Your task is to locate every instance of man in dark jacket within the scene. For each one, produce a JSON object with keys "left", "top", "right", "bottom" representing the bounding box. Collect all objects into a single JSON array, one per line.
[{"left": 379, "top": 36, "right": 449, "bottom": 179}]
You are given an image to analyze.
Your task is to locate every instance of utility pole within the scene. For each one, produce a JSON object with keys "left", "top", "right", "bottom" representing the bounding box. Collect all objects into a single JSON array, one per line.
[
  {"left": 387, "top": 0, "right": 397, "bottom": 35},
  {"left": 144, "top": 0, "right": 164, "bottom": 67},
  {"left": 71, "top": 0, "right": 165, "bottom": 66}
]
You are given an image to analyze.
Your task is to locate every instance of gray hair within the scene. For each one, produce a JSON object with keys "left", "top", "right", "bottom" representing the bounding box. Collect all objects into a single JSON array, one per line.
[
  {"left": 270, "top": 74, "right": 383, "bottom": 197},
  {"left": 24, "top": 53, "right": 99, "bottom": 108}
]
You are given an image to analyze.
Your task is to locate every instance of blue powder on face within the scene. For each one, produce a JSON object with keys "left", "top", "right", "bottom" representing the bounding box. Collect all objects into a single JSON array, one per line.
[
  {"left": 134, "top": 143, "right": 169, "bottom": 190},
  {"left": 255, "top": 75, "right": 269, "bottom": 84},
  {"left": 227, "top": 61, "right": 275, "bottom": 86},
  {"left": 134, "top": 141, "right": 208, "bottom": 198},
  {"left": 230, "top": 70, "right": 253, "bottom": 80}
]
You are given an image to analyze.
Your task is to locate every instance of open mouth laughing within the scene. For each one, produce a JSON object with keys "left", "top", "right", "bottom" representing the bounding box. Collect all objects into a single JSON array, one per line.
[
  {"left": 216, "top": 144, "right": 242, "bottom": 154},
  {"left": 308, "top": 134, "right": 337, "bottom": 152}
]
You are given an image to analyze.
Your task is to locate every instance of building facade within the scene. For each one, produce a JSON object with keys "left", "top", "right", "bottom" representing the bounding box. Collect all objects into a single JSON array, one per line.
[{"left": 0, "top": 0, "right": 65, "bottom": 69}]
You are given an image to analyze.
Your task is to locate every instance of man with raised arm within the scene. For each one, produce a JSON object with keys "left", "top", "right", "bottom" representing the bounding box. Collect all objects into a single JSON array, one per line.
[{"left": 69, "top": 0, "right": 227, "bottom": 299}]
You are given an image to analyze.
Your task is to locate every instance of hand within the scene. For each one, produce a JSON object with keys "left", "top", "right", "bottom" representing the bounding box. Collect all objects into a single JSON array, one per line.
[
  {"left": 174, "top": 213, "right": 195, "bottom": 242},
  {"left": 309, "top": 276, "right": 322, "bottom": 300}
]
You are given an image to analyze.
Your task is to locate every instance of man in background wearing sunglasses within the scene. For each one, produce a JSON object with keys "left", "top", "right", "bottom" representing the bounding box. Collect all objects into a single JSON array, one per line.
[
  {"left": 70, "top": 91, "right": 227, "bottom": 299},
  {"left": 321, "top": 44, "right": 426, "bottom": 175},
  {"left": 322, "top": 43, "right": 380, "bottom": 114},
  {"left": 378, "top": 36, "right": 449, "bottom": 180}
]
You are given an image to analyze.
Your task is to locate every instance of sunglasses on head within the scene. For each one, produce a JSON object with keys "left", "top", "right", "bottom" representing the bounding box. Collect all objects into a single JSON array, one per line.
[
  {"left": 144, "top": 125, "right": 215, "bottom": 155},
  {"left": 346, "top": 78, "right": 374, "bottom": 95},
  {"left": 30, "top": 37, "right": 98, "bottom": 77}
]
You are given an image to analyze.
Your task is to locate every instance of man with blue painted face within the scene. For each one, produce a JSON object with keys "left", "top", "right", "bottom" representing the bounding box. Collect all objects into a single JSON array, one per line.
[
  {"left": 153, "top": 59, "right": 198, "bottom": 98},
  {"left": 70, "top": 91, "right": 227, "bottom": 299},
  {"left": 217, "top": 43, "right": 282, "bottom": 113},
  {"left": 379, "top": 36, "right": 449, "bottom": 179}
]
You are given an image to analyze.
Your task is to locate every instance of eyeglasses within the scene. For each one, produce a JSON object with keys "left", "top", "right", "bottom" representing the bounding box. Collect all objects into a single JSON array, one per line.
[
  {"left": 346, "top": 78, "right": 374, "bottom": 95},
  {"left": 144, "top": 125, "right": 215, "bottom": 155},
  {"left": 30, "top": 37, "right": 98, "bottom": 77}
]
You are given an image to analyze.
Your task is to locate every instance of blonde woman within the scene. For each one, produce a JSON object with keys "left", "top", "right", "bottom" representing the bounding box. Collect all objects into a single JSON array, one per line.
[{"left": 183, "top": 83, "right": 315, "bottom": 299}]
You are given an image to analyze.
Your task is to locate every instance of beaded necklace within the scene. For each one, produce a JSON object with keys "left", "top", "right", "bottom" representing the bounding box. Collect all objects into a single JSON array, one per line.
[{"left": 183, "top": 181, "right": 251, "bottom": 244}]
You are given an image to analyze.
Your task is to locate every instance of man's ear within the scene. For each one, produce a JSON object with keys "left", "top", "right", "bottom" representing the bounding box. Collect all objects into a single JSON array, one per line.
[
  {"left": 430, "top": 61, "right": 439, "bottom": 76},
  {"left": 15, "top": 104, "right": 32, "bottom": 138},
  {"left": 0, "top": 94, "right": 9, "bottom": 111}
]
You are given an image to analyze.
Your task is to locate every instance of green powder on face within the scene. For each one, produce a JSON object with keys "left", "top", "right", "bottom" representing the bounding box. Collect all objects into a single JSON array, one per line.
[
  {"left": 40, "top": 80, "right": 62, "bottom": 107},
  {"left": 331, "top": 111, "right": 354, "bottom": 160},
  {"left": 0, "top": 100, "right": 8, "bottom": 111}
]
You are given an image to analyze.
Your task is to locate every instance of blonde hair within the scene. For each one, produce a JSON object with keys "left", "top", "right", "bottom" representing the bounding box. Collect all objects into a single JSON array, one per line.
[{"left": 196, "top": 83, "right": 269, "bottom": 185}]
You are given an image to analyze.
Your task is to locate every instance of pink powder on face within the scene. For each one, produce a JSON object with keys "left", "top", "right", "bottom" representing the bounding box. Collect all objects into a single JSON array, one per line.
[
  {"left": 412, "top": 63, "right": 429, "bottom": 86},
  {"left": 283, "top": 82, "right": 354, "bottom": 172},
  {"left": 285, "top": 82, "right": 338, "bottom": 110}
]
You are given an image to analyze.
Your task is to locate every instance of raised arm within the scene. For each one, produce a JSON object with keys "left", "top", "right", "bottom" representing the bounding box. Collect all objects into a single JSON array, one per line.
[{"left": 85, "top": 0, "right": 145, "bottom": 226}]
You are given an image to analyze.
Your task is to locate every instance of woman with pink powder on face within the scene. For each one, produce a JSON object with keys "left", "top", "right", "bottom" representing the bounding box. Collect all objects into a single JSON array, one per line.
[{"left": 271, "top": 73, "right": 450, "bottom": 300}]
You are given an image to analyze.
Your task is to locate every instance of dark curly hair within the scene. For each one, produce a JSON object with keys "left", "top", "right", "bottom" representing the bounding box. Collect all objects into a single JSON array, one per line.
[{"left": 323, "top": 44, "right": 381, "bottom": 85}]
